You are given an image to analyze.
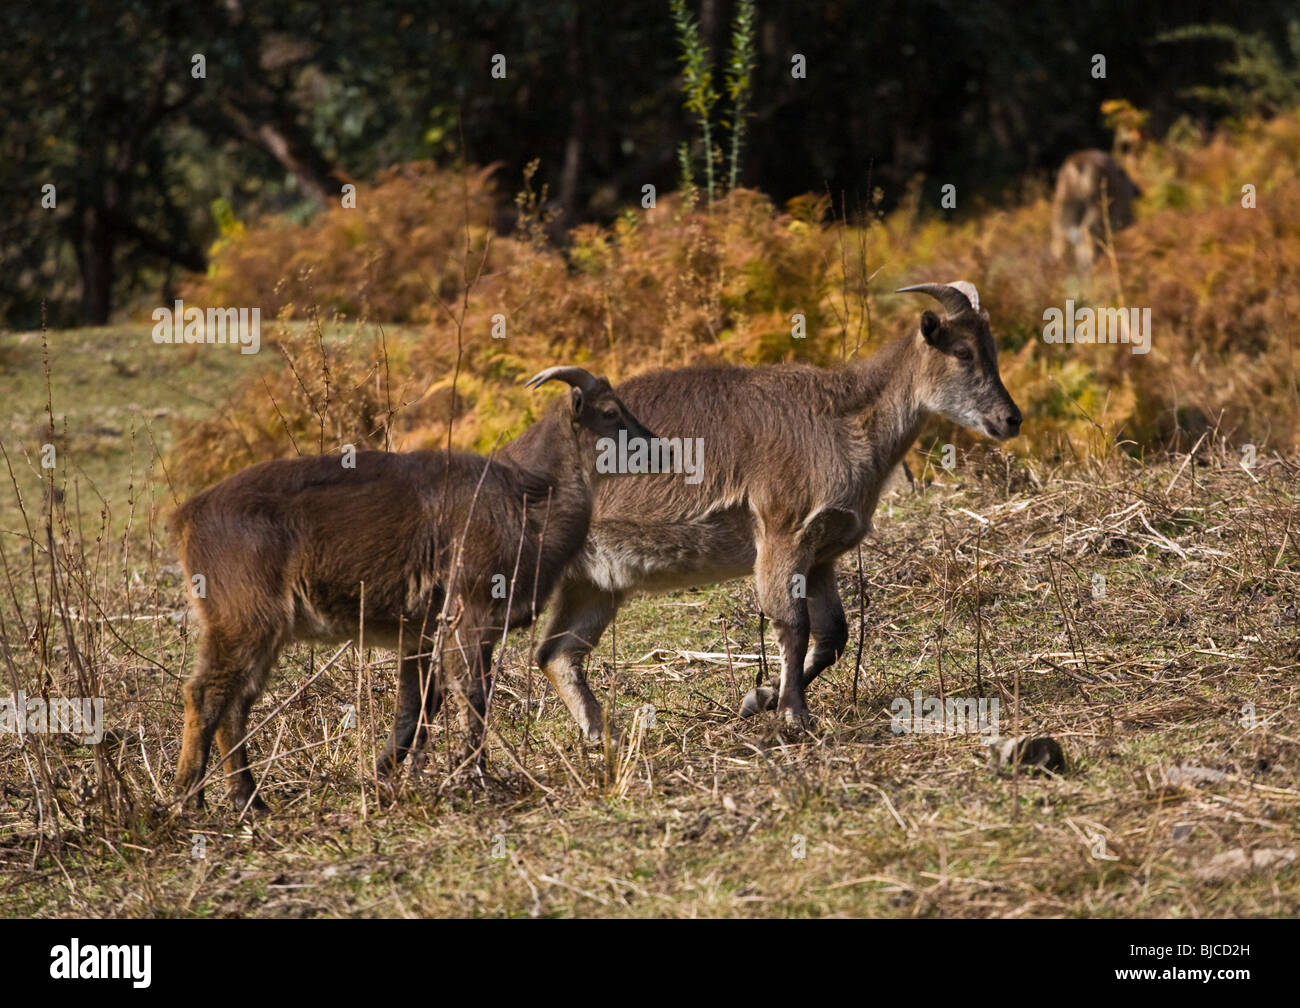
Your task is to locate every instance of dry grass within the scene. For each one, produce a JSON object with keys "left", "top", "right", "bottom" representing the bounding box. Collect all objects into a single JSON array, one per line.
[
  {"left": 5, "top": 110, "right": 1299, "bottom": 915},
  {"left": 2, "top": 378, "right": 1296, "bottom": 915}
]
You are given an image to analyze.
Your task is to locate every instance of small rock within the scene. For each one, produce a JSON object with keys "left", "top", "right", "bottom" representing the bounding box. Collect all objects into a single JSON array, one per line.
[
  {"left": 1194, "top": 847, "right": 1296, "bottom": 882},
  {"left": 107, "top": 356, "right": 139, "bottom": 378},
  {"left": 990, "top": 735, "right": 1066, "bottom": 775},
  {"left": 681, "top": 811, "right": 711, "bottom": 841},
  {"left": 1163, "top": 765, "right": 1230, "bottom": 788}
]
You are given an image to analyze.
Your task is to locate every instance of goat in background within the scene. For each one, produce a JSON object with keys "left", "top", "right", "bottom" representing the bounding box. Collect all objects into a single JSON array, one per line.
[{"left": 1050, "top": 149, "right": 1141, "bottom": 270}]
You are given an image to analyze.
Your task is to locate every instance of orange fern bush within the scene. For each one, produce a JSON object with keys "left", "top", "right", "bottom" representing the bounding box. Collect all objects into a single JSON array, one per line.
[
  {"left": 854, "top": 115, "right": 1300, "bottom": 460},
  {"left": 172, "top": 112, "right": 1300, "bottom": 493},
  {"left": 184, "top": 162, "right": 501, "bottom": 322},
  {"left": 1122, "top": 176, "right": 1300, "bottom": 449},
  {"left": 1139, "top": 113, "right": 1300, "bottom": 214},
  {"left": 167, "top": 315, "right": 411, "bottom": 493},
  {"left": 399, "top": 188, "right": 842, "bottom": 454}
]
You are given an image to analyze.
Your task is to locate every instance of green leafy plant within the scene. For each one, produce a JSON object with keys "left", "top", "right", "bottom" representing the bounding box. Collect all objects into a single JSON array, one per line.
[
  {"left": 671, "top": 0, "right": 757, "bottom": 205},
  {"left": 1159, "top": 21, "right": 1300, "bottom": 118},
  {"left": 671, "top": 0, "right": 720, "bottom": 203},
  {"left": 725, "top": 0, "right": 758, "bottom": 193}
]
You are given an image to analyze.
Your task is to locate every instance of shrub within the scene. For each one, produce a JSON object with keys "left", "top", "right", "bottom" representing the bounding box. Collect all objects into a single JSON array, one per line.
[
  {"left": 172, "top": 112, "right": 1300, "bottom": 491},
  {"left": 183, "top": 162, "right": 500, "bottom": 323}
]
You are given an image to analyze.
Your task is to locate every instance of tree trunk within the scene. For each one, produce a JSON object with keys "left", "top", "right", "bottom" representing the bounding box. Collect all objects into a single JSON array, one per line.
[
  {"left": 73, "top": 204, "right": 114, "bottom": 326},
  {"left": 558, "top": 8, "right": 588, "bottom": 222}
]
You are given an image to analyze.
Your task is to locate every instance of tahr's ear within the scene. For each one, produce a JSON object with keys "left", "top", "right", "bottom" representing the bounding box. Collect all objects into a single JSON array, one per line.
[
  {"left": 569, "top": 386, "right": 584, "bottom": 415},
  {"left": 920, "top": 310, "right": 942, "bottom": 346}
]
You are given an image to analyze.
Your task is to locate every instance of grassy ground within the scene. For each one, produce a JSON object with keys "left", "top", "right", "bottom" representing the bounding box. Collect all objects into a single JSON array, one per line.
[
  {"left": 0, "top": 325, "right": 274, "bottom": 542},
  {"left": 1, "top": 328, "right": 1298, "bottom": 917}
]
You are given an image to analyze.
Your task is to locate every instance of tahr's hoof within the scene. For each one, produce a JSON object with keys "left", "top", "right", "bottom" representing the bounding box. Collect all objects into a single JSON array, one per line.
[
  {"left": 739, "top": 686, "right": 778, "bottom": 718},
  {"left": 233, "top": 793, "right": 268, "bottom": 817},
  {"left": 779, "top": 706, "right": 815, "bottom": 735},
  {"left": 443, "top": 763, "right": 489, "bottom": 793},
  {"left": 585, "top": 723, "right": 624, "bottom": 749}
]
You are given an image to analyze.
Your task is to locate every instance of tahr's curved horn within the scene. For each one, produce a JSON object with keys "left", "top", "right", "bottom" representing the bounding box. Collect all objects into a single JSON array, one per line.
[
  {"left": 524, "top": 366, "right": 601, "bottom": 394},
  {"left": 896, "top": 281, "right": 981, "bottom": 316}
]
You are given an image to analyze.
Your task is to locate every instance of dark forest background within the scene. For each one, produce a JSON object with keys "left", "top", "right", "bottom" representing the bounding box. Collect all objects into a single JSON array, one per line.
[{"left": 1, "top": 0, "right": 1293, "bottom": 329}]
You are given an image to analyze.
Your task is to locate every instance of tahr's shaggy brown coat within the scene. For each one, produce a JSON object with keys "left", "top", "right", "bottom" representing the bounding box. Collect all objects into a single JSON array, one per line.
[
  {"left": 173, "top": 367, "right": 650, "bottom": 812},
  {"left": 537, "top": 283, "right": 1022, "bottom": 735}
]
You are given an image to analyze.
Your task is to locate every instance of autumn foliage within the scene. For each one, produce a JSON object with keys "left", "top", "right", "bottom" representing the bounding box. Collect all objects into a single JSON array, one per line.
[{"left": 172, "top": 112, "right": 1300, "bottom": 489}]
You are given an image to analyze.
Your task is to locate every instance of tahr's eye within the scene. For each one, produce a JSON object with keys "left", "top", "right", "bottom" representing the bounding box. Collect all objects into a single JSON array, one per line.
[
  {"left": 602, "top": 407, "right": 619, "bottom": 420},
  {"left": 954, "top": 345, "right": 974, "bottom": 362}
]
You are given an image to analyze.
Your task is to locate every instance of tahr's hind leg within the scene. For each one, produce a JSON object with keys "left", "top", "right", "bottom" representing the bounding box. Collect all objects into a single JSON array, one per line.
[
  {"left": 214, "top": 692, "right": 266, "bottom": 814},
  {"left": 536, "top": 577, "right": 621, "bottom": 742},
  {"left": 177, "top": 629, "right": 278, "bottom": 811},
  {"left": 211, "top": 633, "right": 278, "bottom": 814},
  {"left": 377, "top": 644, "right": 443, "bottom": 778},
  {"left": 448, "top": 629, "right": 496, "bottom": 777}
]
